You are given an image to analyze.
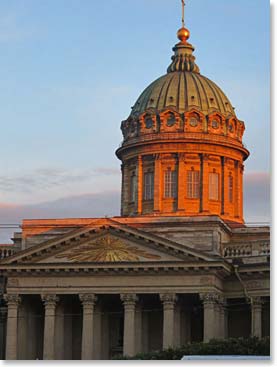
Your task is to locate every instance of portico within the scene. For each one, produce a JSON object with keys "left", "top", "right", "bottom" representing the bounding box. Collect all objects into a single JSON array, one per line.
[{"left": 0, "top": 217, "right": 270, "bottom": 360}]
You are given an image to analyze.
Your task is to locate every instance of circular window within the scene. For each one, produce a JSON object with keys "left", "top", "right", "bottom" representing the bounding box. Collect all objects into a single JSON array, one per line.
[
  {"left": 166, "top": 114, "right": 176, "bottom": 127},
  {"left": 190, "top": 117, "right": 198, "bottom": 127},
  {"left": 212, "top": 120, "right": 219, "bottom": 129},
  {"left": 145, "top": 117, "right": 154, "bottom": 129}
]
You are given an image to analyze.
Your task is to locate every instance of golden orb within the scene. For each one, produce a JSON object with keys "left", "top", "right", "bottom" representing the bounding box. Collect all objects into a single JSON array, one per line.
[{"left": 177, "top": 27, "right": 190, "bottom": 43}]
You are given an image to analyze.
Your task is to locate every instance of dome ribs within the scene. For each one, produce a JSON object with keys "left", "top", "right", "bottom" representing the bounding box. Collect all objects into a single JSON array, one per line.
[
  {"left": 129, "top": 72, "right": 237, "bottom": 119},
  {"left": 183, "top": 71, "right": 189, "bottom": 112},
  {"left": 206, "top": 77, "right": 227, "bottom": 115},
  {"left": 205, "top": 77, "right": 224, "bottom": 114},
  {"left": 209, "top": 79, "right": 235, "bottom": 116},
  {"left": 165, "top": 72, "right": 179, "bottom": 109},
  {"left": 157, "top": 73, "right": 175, "bottom": 111},
  {"left": 192, "top": 72, "right": 209, "bottom": 113},
  {"left": 188, "top": 72, "right": 202, "bottom": 111},
  {"left": 177, "top": 70, "right": 182, "bottom": 112}
]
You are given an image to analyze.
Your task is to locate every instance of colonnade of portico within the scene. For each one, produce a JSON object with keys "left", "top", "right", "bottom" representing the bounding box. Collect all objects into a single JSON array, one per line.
[{"left": 2, "top": 291, "right": 268, "bottom": 360}]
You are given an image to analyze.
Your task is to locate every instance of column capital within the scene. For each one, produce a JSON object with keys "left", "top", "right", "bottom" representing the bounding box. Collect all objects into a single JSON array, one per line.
[
  {"left": 178, "top": 152, "right": 186, "bottom": 161},
  {"left": 160, "top": 293, "right": 177, "bottom": 305},
  {"left": 154, "top": 153, "right": 162, "bottom": 161},
  {"left": 120, "top": 293, "right": 138, "bottom": 306},
  {"left": 251, "top": 296, "right": 263, "bottom": 308},
  {"left": 199, "top": 292, "right": 221, "bottom": 304},
  {"left": 4, "top": 294, "right": 21, "bottom": 307},
  {"left": 79, "top": 293, "right": 97, "bottom": 306},
  {"left": 41, "top": 294, "right": 59, "bottom": 307}
]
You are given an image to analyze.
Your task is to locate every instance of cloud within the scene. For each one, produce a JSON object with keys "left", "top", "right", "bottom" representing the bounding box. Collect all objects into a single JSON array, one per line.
[
  {"left": 0, "top": 166, "right": 120, "bottom": 194},
  {"left": 0, "top": 171, "right": 270, "bottom": 243},
  {"left": 0, "top": 191, "right": 121, "bottom": 243},
  {"left": 244, "top": 172, "right": 270, "bottom": 224}
]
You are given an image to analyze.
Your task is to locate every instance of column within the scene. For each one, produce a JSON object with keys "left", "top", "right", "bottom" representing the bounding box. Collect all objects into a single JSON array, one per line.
[
  {"left": 200, "top": 292, "right": 220, "bottom": 342},
  {"left": 239, "top": 163, "right": 244, "bottom": 219},
  {"left": 160, "top": 293, "right": 177, "bottom": 349},
  {"left": 221, "top": 157, "right": 225, "bottom": 215},
  {"left": 41, "top": 294, "right": 59, "bottom": 360},
  {"left": 137, "top": 156, "right": 143, "bottom": 214},
  {"left": 154, "top": 154, "right": 162, "bottom": 212},
  {"left": 120, "top": 294, "right": 137, "bottom": 357},
  {"left": 251, "top": 296, "right": 263, "bottom": 338},
  {"left": 121, "top": 163, "right": 130, "bottom": 216},
  {"left": 174, "top": 302, "right": 181, "bottom": 348},
  {"left": 200, "top": 154, "right": 209, "bottom": 213},
  {"left": 234, "top": 161, "right": 239, "bottom": 218},
  {"left": 120, "top": 163, "right": 125, "bottom": 216},
  {"left": 0, "top": 305, "right": 7, "bottom": 360},
  {"left": 177, "top": 153, "right": 185, "bottom": 211},
  {"left": 217, "top": 296, "right": 227, "bottom": 339},
  {"left": 79, "top": 294, "right": 97, "bottom": 360},
  {"left": 135, "top": 303, "right": 143, "bottom": 355},
  {"left": 4, "top": 294, "right": 21, "bottom": 360}
]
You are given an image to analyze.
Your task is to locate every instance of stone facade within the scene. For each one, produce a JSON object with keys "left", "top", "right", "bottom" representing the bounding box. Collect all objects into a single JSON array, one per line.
[
  {"left": 0, "top": 216, "right": 270, "bottom": 359},
  {"left": 0, "top": 6, "right": 270, "bottom": 361}
]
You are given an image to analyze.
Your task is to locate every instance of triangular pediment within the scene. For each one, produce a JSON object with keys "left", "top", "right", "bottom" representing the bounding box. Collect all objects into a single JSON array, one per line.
[
  {"left": 2, "top": 221, "right": 220, "bottom": 266},
  {"left": 36, "top": 233, "right": 182, "bottom": 263}
]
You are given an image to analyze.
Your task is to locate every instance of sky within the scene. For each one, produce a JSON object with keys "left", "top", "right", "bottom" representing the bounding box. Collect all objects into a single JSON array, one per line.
[{"left": 0, "top": 0, "right": 270, "bottom": 242}]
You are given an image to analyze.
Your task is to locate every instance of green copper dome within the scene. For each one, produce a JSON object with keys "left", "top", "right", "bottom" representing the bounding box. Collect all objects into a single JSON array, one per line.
[
  {"left": 130, "top": 38, "right": 236, "bottom": 118},
  {"left": 130, "top": 71, "right": 235, "bottom": 117}
]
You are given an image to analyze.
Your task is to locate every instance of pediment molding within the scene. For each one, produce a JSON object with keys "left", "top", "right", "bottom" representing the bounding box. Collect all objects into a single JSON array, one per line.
[{"left": 1, "top": 220, "right": 222, "bottom": 266}]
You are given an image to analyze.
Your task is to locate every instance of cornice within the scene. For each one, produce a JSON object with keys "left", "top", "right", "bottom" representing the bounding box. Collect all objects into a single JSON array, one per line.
[
  {"left": 2, "top": 223, "right": 221, "bottom": 265},
  {"left": 0, "top": 259, "right": 232, "bottom": 276}
]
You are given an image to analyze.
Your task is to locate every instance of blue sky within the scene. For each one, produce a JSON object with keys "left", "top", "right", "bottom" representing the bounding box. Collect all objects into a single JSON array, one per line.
[{"left": 0, "top": 0, "right": 270, "bottom": 241}]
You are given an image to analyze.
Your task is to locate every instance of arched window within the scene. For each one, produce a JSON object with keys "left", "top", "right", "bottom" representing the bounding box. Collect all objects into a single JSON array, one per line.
[
  {"left": 209, "top": 172, "right": 219, "bottom": 200},
  {"left": 228, "top": 175, "right": 233, "bottom": 203},
  {"left": 164, "top": 169, "right": 177, "bottom": 198},
  {"left": 144, "top": 172, "right": 154, "bottom": 200},
  {"left": 187, "top": 170, "right": 200, "bottom": 198}
]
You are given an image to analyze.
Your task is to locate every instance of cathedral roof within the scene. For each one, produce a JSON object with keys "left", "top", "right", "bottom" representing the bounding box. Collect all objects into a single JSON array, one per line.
[
  {"left": 130, "top": 29, "right": 235, "bottom": 118},
  {"left": 130, "top": 71, "right": 235, "bottom": 118}
]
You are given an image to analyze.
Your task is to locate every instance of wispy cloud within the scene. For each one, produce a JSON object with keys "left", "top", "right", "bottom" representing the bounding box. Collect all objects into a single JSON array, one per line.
[
  {"left": 244, "top": 172, "right": 270, "bottom": 223},
  {"left": 0, "top": 171, "right": 270, "bottom": 243},
  {"left": 0, "top": 190, "right": 120, "bottom": 242},
  {"left": 0, "top": 166, "right": 120, "bottom": 194}
]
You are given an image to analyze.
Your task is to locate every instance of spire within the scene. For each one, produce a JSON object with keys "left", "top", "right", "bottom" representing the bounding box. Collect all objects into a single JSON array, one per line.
[
  {"left": 167, "top": 0, "right": 200, "bottom": 74},
  {"left": 178, "top": 0, "right": 190, "bottom": 43},
  {"left": 182, "top": 0, "right": 185, "bottom": 28}
]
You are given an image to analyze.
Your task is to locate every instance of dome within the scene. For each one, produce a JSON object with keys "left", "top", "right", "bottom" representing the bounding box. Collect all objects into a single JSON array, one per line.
[
  {"left": 130, "top": 71, "right": 236, "bottom": 118},
  {"left": 116, "top": 26, "right": 249, "bottom": 224}
]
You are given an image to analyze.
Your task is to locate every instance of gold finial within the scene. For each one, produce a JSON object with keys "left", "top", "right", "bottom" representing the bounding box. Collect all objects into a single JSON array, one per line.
[{"left": 177, "top": 0, "right": 190, "bottom": 43}]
